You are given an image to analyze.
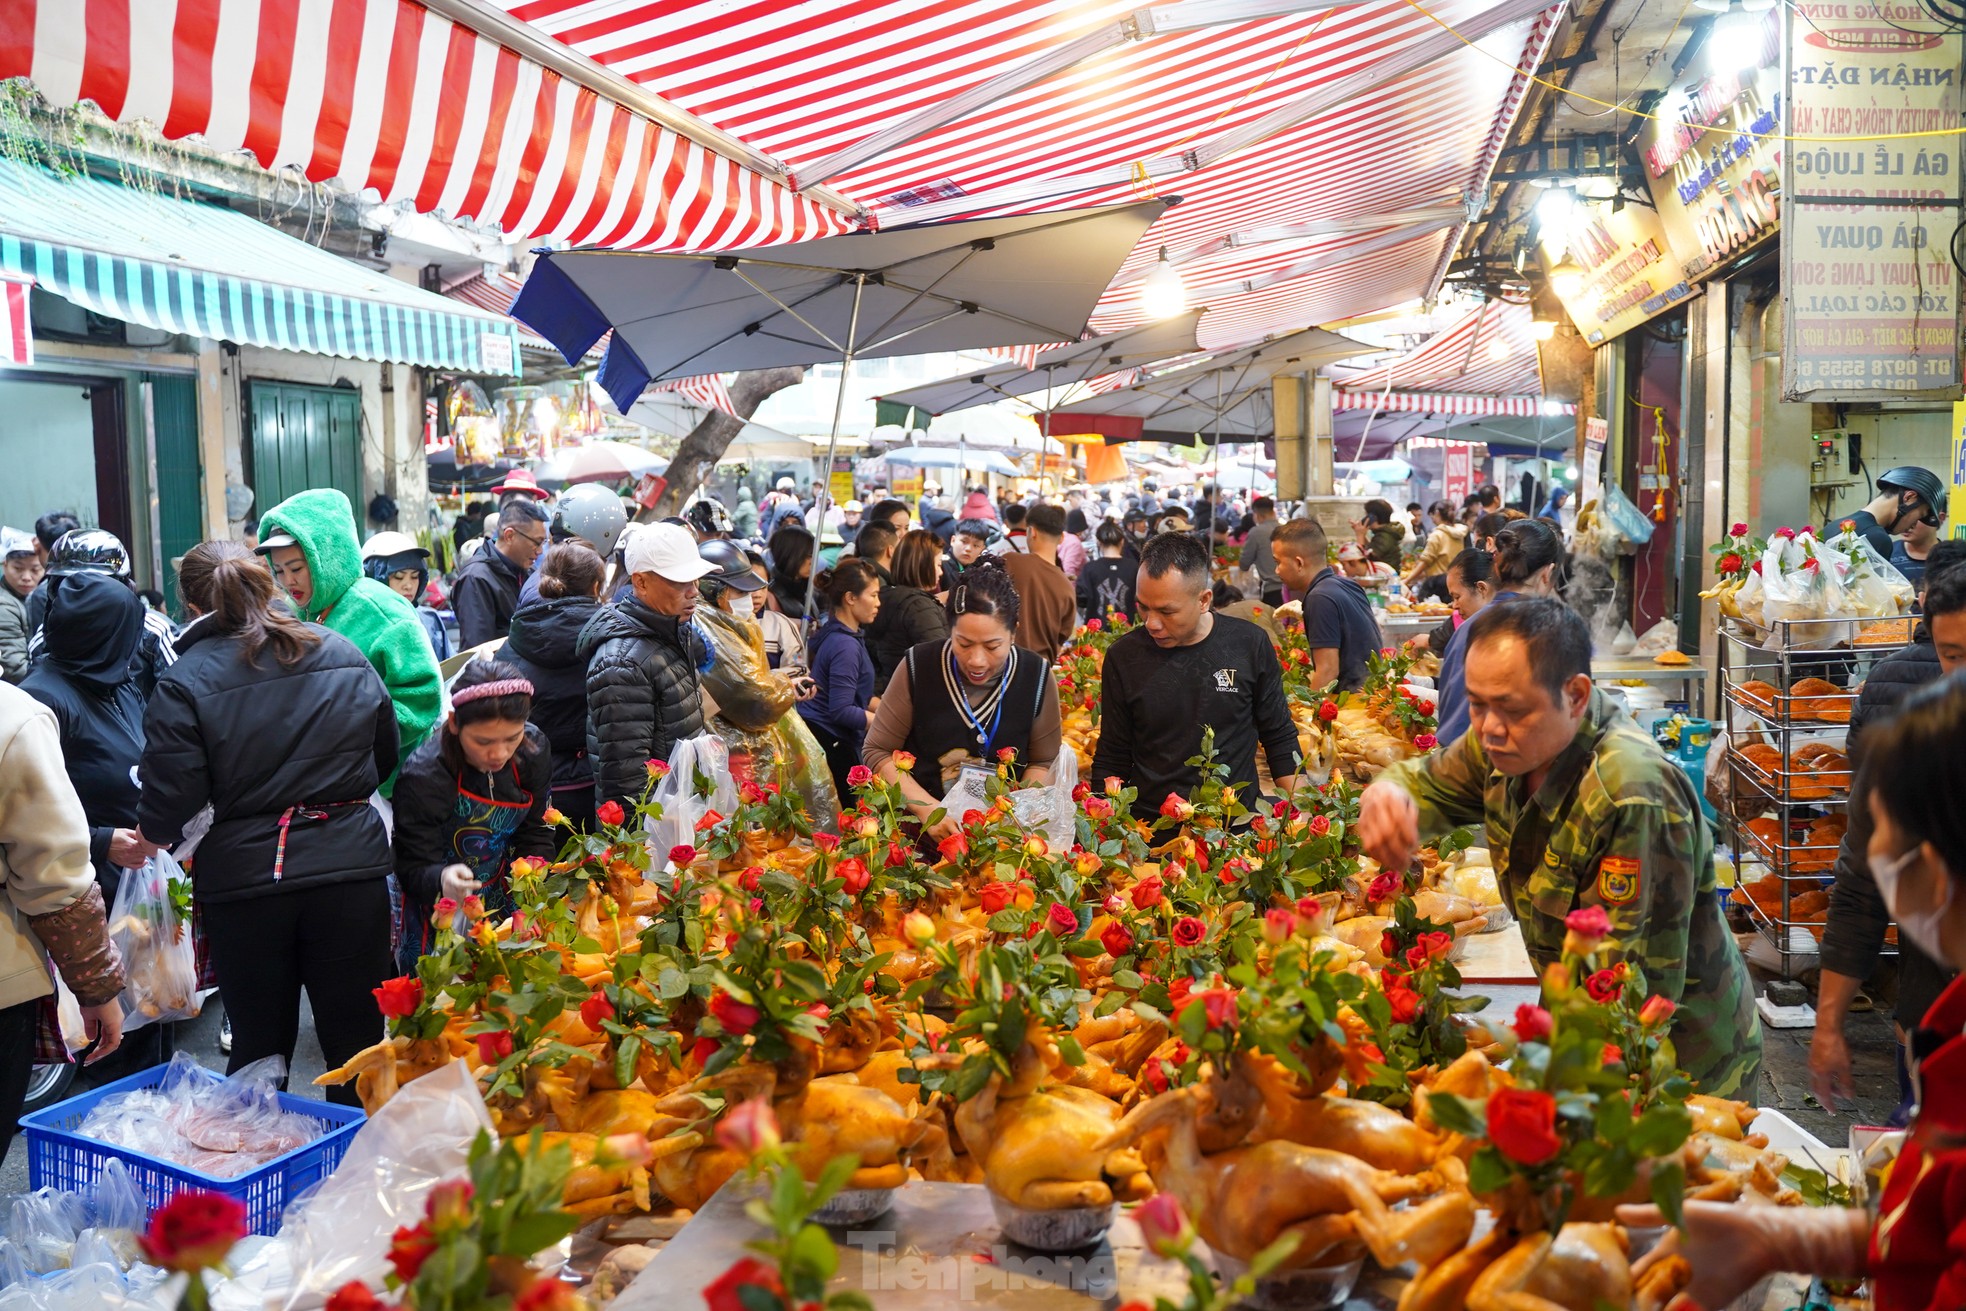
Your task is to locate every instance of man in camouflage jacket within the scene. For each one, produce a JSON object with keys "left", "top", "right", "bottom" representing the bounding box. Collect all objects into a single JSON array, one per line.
[{"left": 1360, "top": 598, "right": 1762, "bottom": 1097}]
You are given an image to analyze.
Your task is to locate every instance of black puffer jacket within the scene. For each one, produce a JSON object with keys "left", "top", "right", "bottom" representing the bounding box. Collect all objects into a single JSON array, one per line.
[
  {"left": 451, "top": 545, "right": 528, "bottom": 648},
  {"left": 504, "top": 595, "right": 600, "bottom": 823},
  {"left": 1821, "top": 632, "right": 1953, "bottom": 1024},
  {"left": 866, "top": 584, "right": 949, "bottom": 687},
  {"left": 138, "top": 617, "right": 397, "bottom": 901},
  {"left": 579, "top": 600, "right": 707, "bottom": 810}
]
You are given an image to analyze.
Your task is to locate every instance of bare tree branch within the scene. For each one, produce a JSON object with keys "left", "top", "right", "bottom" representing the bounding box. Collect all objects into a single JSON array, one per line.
[{"left": 643, "top": 366, "right": 808, "bottom": 520}]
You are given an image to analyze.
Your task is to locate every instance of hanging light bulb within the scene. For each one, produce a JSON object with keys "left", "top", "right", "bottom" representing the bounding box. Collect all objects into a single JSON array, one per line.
[
  {"left": 1549, "top": 255, "right": 1586, "bottom": 297},
  {"left": 1140, "top": 247, "right": 1188, "bottom": 320},
  {"left": 1486, "top": 337, "right": 1514, "bottom": 362},
  {"left": 1532, "top": 317, "right": 1559, "bottom": 341}
]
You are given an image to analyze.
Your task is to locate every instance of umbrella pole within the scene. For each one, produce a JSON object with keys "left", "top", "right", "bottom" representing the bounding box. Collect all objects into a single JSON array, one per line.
[
  {"left": 1042, "top": 364, "right": 1055, "bottom": 497},
  {"left": 1207, "top": 371, "right": 1222, "bottom": 559},
  {"left": 807, "top": 274, "right": 866, "bottom": 620}
]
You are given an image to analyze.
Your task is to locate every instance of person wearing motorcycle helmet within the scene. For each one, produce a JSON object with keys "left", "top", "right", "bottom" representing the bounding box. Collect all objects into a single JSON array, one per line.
[
  {"left": 684, "top": 497, "right": 735, "bottom": 543},
  {"left": 1832, "top": 466, "right": 1947, "bottom": 560},
  {"left": 361, "top": 532, "right": 450, "bottom": 661},
  {"left": 26, "top": 529, "right": 177, "bottom": 696},
  {"left": 521, "top": 485, "right": 628, "bottom": 607}
]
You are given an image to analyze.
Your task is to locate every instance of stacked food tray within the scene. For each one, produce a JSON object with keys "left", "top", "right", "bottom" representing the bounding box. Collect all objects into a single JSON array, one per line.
[{"left": 1719, "top": 615, "right": 1914, "bottom": 978}]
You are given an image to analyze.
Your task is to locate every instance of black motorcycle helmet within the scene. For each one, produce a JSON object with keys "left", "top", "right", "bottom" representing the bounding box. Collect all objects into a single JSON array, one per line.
[
  {"left": 696, "top": 537, "right": 765, "bottom": 603},
  {"left": 684, "top": 498, "right": 734, "bottom": 539},
  {"left": 1878, "top": 466, "right": 1948, "bottom": 527},
  {"left": 46, "top": 528, "right": 131, "bottom": 578}
]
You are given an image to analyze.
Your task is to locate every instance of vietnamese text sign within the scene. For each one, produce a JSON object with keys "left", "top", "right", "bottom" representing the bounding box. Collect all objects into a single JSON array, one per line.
[
  {"left": 1546, "top": 202, "right": 1694, "bottom": 344},
  {"left": 1641, "top": 24, "right": 1785, "bottom": 284},
  {"left": 1443, "top": 444, "right": 1473, "bottom": 505},
  {"left": 1783, "top": 6, "right": 1964, "bottom": 399}
]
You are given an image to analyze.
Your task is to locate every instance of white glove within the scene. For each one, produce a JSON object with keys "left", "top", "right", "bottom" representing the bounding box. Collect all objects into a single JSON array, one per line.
[{"left": 440, "top": 864, "right": 482, "bottom": 901}]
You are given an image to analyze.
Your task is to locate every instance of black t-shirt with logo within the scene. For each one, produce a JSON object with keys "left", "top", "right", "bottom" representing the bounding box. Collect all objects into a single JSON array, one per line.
[
  {"left": 1089, "top": 614, "right": 1303, "bottom": 811},
  {"left": 1076, "top": 556, "right": 1138, "bottom": 622}
]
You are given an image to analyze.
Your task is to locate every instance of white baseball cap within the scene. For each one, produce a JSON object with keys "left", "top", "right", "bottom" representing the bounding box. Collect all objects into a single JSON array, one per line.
[{"left": 622, "top": 522, "right": 715, "bottom": 582}]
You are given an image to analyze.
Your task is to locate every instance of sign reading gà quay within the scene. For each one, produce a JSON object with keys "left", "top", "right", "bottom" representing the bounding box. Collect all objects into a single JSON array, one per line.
[
  {"left": 1639, "top": 15, "right": 1785, "bottom": 282},
  {"left": 1782, "top": 3, "right": 1964, "bottom": 400}
]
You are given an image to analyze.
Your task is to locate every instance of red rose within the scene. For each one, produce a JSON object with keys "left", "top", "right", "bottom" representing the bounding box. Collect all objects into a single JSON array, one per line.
[
  {"left": 1100, "top": 920, "right": 1135, "bottom": 957},
  {"left": 1730, "top": 522, "right": 1748, "bottom": 537},
  {"left": 1197, "top": 987, "right": 1238, "bottom": 1029},
  {"left": 703, "top": 1257, "right": 785, "bottom": 1311},
  {"left": 1296, "top": 894, "right": 1322, "bottom": 921},
  {"left": 1084, "top": 795, "right": 1114, "bottom": 819},
  {"left": 709, "top": 990, "right": 761, "bottom": 1037},
  {"left": 140, "top": 1191, "right": 248, "bottom": 1273},
  {"left": 1381, "top": 930, "right": 1401, "bottom": 961},
  {"left": 847, "top": 764, "right": 874, "bottom": 788},
  {"left": 1131, "top": 875, "right": 1164, "bottom": 910},
  {"left": 1419, "top": 930, "right": 1454, "bottom": 961},
  {"left": 1071, "top": 781, "right": 1091, "bottom": 803},
  {"left": 1171, "top": 916, "right": 1206, "bottom": 948},
  {"left": 739, "top": 866, "right": 763, "bottom": 892},
  {"left": 372, "top": 976, "right": 422, "bottom": 1020},
  {"left": 1412, "top": 732, "right": 1438, "bottom": 751},
  {"left": 1718, "top": 552, "right": 1743, "bottom": 575},
  {"left": 1602, "top": 1043, "right": 1625, "bottom": 1066},
  {"left": 1385, "top": 982, "right": 1422, "bottom": 1025},
  {"left": 514, "top": 1276, "right": 579, "bottom": 1311},
  {"left": 695, "top": 809, "right": 725, "bottom": 832},
  {"left": 1564, "top": 905, "right": 1611, "bottom": 939},
  {"left": 739, "top": 780, "right": 766, "bottom": 805},
  {"left": 1584, "top": 968, "right": 1622, "bottom": 1004},
  {"left": 474, "top": 1030, "right": 514, "bottom": 1065},
  {"left": 835, "top": 856, "right": 871, "bottom": 895},
  {"left": 386, "top": 1222, "right": 438, "bottom": 1283},
  {"left": 646, "top": 759, "right": 671, "bottom": 779},
  {"left": 1639, "top": 995, "right": 1677, "bottom": 1027},
  {"left": 326, "top": 1282, "right": 384, "bottom": 1311},
  {"left": 690, "top": 1035, "right": 719, "bottom": 1066},
  {"left": 1308, "top": 813, "right": 1331, "bottom": 837},
  {"left": 424, "top": 1178, "right": 474, "bottom": 1232},
  {"left": 997, "top": 746, "right": 1018, "bottom": 764},
  {"left": 1511, "top": 1003, "right": 1552, "bottom": 1042},
  {"left": 978, "top": 882, "right": 1013, "bottom": 914},
  {"left": 580, "top": 990, "right": 615, "bottom": 1032},
  {"left": 1045, "top": 902, "right": 1080, "bottom": 937},
  {"left": 595, "top": 800, "right": 626, "bottom": 827},
  {"left": 1318, "top": 698, "right": 1339, "bottom": 722},
  {"left": 1366, "top": 871, "right": 1400, "bottom": 903},
  {"left": 1135, "top": 1192, "right": 1194, "bottom": 1259},
  {"left": 961, "top": 809, "right": 987, "bottom": 828},
  {"left": 1159, "top": 793, "right": 1195, "bottom": 821},
  {"left": 1086, "top": 618, "right": 1104, "bottom": 632},
  {"left": 1486, "top": 1088, "right": 1562, "bottom": 1165},
  {"left": 937, "top": 832, "right": 968, "bottom": 861},
  {"left": 813, "top": 832, "right": 841, "bottom": 852},
  {"left": 1167, "top": 977, "right": 1195, "bottom": 1008},
  {"left": 668, "top": 844, "right": 697, "bottom": 869}
]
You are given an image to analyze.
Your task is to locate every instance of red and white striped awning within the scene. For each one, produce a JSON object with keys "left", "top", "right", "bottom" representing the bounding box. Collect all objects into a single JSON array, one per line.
[
  {"left": 16, "top": 0, "right": 1563, "bottom": 348},
  {"left": 1, "top": 0, "right": 853, "bottom": 251},
  {"left": 1335, "top": 299, "right": 1544, "bottom": 395},
  {"left": 1333, "top": 390, "right": 1571, "bottom": 417}
]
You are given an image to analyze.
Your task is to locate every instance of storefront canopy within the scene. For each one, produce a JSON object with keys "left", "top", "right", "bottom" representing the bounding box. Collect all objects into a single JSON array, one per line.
[
  {"left": 20, "top": 0, "right": 1562, "bottom": 348},
  {"left": 876, "top": 313, "right": 1208, "bottom": 418},
  {"left": 1333, "top": 299, "right": 1544, "bottom": 397},
  {"left": 0, "top": 160, "right": 520, "bottom": 374}
]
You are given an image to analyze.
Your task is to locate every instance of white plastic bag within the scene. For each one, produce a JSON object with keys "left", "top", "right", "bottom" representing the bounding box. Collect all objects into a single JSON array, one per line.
[
  {"left": 277, "top": 1061, "right": 493, "bottom": 1311},
  {"left": 104, "top": 853, "right": 199, "bottom": 1031},
  {"left": 645, "top": 735, "right": 740, "bottom": 864},
  {"left": 1596, "top": 484, "right": 1655, "bottom": 551},
  {"left": 1631, "top": 619, "right": 1680, "bottom": 657},
  {"left": 1609, "top": 621, "right": 1638, "bottom": 656}
]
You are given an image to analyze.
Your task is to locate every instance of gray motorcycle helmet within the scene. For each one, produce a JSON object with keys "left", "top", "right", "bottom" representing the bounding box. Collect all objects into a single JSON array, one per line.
[{"left": 550, "top": 484, "right": 628, "bottom": 556}]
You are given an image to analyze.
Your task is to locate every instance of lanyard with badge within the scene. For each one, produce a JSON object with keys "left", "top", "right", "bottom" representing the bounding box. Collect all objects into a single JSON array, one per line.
[{"left": 939, "top": 642, "right": 1018, "bottom": 814}]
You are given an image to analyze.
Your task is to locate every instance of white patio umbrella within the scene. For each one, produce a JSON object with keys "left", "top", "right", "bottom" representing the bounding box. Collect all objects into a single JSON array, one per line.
[
  {"left": 878, "top": 445, "right": 1022, "bottom": 478},
  {"left": 512, "top": 198, "right": 1173, "bottom": 609},
  {"left": 536, "top": 440, "right": 664, "bottom": 486}
]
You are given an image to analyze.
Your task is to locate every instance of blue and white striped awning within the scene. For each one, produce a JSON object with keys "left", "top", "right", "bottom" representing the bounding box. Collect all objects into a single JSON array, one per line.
[{"left": 0, "top": 160, "right": 519, "bottom": 375}]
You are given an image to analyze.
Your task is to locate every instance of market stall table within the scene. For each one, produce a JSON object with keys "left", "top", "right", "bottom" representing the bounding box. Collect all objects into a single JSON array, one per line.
[
  {"left": 1591, "top": 655, "right": 1706, "bottom": 707},
  {"left": 614, "top": 1178, "right": 1415, "bottom": 1311}
]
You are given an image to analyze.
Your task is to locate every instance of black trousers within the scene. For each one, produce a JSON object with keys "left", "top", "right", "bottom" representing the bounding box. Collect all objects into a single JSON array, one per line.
[
  {"left": 0, "top": 997, "right": 40, "bottom": 1164},
  {"left": 201, "top": 879, "right": 391, "bottom": 1108}
]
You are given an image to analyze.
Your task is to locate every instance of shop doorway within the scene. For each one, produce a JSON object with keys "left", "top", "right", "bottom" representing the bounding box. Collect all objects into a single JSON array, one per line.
[
  {"left": 245, "top": 380, "right": 363, "bottom": 518},
  {"left": 0, "top": 372, "right": 130, "bottom": 544},
  {"left": 1621, "top": 315, "right": 1685, "bottom": 632}
]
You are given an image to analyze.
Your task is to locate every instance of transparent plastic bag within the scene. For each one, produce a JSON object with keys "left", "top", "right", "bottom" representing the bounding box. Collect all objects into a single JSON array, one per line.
[
  {"left": 104, "top": 852, "right": 200, "bottom": 1030},
  {"left": 75, "top": 1055, "right": 324, "bottom": 1179},
  {"left": 87, "top": 1161, "right": 146, "bottom": 1238},
  {"left": 1631, "top": 619, "right": 1680, "bottom": 657},
  {"left": 645, "top": 736, "right": 741, "bottom": 863},
  {"left": 713, "top": 714, "right": 840, "bottom": 833},
  {"left": 1596, "top": 484, "right": 1655, "bottom": 550},
  {"left": 1824, "top": 523, "right": 1916, "bottom": 617},
  {"left": 280, "top": 1060, "right": 493, "bottom": 1310},
  {"left": 7, "top": 1189, "right": 82, "bottom": 1274}
]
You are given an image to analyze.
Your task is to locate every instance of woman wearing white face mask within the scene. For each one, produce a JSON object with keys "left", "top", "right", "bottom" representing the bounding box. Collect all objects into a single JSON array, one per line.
[{"left": 1612, "top": 670, "right": 1966, "bottom": 1311}]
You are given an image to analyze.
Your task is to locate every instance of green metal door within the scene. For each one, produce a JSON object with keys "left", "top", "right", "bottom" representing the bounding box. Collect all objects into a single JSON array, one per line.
[
  {"left": 247, "top": 381, "right": 362, "bottom": 521},
  {"left": 146, "top": 375, "right": 203, "bottom": 611}
]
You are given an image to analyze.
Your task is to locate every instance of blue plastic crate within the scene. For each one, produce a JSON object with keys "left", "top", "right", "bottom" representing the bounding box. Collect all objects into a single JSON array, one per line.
[{"left": 20, "top": 1064, "right": 365, "bottom": 1235}]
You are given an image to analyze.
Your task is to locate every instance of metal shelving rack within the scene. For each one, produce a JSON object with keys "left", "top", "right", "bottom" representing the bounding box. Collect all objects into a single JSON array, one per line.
[{"left": 1717, "top": 614, "right": 1915, "bottom": 978}]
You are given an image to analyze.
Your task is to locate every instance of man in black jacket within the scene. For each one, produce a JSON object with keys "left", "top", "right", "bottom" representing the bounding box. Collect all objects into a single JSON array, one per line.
[
  {"left": 452, "top": 500, "right": 548, "bottom": 648},
  {"left": 580, "top": 522, "right": 715, "bottom": 812},
  {"left": 1814, "top": 545, "right": 1966, "bottom": 1117}
]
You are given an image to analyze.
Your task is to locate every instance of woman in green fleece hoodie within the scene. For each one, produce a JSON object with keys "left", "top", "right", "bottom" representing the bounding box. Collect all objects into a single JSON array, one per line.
[{"left": 257, "top": 489, "right": 444, "bottom": 789}]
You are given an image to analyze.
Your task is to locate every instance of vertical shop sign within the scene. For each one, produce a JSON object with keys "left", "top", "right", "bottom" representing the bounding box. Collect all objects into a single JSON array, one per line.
[
  {"left": 1951, "top": 400, "right": 1966, "bottom": 538},
  {"left": 1582, "top": 417, "right": 1608, "bottom": 505},
  {"left": 1783, "top": 6, "right": 1964, "bottom": 400},
  {"left": 1443, "top": 444, "right": 1473, "bottom": 505}
]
